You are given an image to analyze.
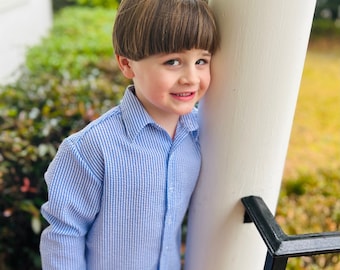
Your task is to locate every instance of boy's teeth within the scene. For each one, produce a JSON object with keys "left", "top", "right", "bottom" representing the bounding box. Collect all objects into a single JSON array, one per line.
[{"left": 176, "top": 93, "right": 191, "bottom": 97}]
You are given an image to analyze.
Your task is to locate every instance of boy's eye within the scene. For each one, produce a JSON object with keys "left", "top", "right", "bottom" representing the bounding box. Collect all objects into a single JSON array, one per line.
[
  {"left": 196, "top": 59, "right": 209, "bottom": 65},
  {"left": 164, "top": 59, "right": 180, "bottom": 66}
]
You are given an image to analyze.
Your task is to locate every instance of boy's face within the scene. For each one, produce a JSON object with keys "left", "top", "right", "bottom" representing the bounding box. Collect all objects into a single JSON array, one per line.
[{"left": 117, "top": 49, "right": 212, "bottom": 123}]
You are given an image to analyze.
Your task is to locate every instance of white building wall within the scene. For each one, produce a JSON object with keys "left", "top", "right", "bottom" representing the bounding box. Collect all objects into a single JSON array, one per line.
[{"left": 0, "top": 0, "right": 52, "bottom": 83}]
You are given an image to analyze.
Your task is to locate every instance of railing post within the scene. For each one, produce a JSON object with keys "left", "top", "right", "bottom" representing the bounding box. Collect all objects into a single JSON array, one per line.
[
  {"left": 264, "top": 253, "right": 287, "bottom": 270},
  {"left": 185, "top": 0, "right": 317, "bottom": 269}
]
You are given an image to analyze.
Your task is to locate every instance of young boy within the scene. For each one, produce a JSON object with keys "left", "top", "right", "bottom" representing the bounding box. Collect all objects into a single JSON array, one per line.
[{"left": 40, "top": 0, "right": 219, "bottom": 269}]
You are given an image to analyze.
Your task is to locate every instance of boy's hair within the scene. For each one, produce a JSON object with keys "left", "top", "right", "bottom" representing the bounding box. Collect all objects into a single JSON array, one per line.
[{"left": 113, "top": 0, "right": 219, "bottom": 61}]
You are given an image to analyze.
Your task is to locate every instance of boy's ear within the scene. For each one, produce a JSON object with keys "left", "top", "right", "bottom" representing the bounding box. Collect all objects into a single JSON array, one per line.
[{"left": 116, "top": 55, "right": 135, "bottom": 79}]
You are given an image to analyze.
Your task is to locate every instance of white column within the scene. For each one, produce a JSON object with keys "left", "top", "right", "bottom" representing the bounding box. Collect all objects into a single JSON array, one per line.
[
  {"left": 0, "top": 0, "right": 53, "bottom": 83},
  {"left": 185, "top": 1, "right": 316, "bottom": 269}
]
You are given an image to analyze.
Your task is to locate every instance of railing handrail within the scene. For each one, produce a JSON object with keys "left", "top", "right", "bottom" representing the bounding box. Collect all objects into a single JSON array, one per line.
[{"left": 242, "top": 195, "right": 340, "bottom": 269}]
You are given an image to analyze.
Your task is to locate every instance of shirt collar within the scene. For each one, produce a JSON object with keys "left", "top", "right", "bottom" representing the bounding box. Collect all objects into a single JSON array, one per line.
[
  {"left": 178, "top": 108, "right": 199, "bottom": 141},
  {"left": 120, "top": 85, "right": 199, "bottom": 141}
]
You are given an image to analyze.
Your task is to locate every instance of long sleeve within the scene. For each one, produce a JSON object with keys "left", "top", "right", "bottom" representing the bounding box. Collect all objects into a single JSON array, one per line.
[{"left": 40, "top": 138, "right": 103, "bottom": 269}]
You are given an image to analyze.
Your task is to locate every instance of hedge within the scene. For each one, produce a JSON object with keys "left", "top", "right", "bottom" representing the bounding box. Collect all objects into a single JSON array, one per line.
[{"left": 52, "top": 0, "right": 121, "bottom": 12}]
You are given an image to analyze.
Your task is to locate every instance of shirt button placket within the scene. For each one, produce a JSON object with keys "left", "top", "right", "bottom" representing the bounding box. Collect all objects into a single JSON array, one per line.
[{"left": 161, "top": 152, "right": 175, "bottom": 269}]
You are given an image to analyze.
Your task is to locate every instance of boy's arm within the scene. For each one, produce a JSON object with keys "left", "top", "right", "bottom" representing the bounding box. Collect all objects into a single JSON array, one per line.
[{"left": 40, "top": 138, "right": 103, "bottom": 269}]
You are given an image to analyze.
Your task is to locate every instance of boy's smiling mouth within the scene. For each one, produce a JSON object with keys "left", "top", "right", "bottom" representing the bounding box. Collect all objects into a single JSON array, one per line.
[
  {"left": 172, "top": 92, "right": 195, "bottom": 97},
  {"left": 170, "top": 92, "right": 197, "bottom": 102}
]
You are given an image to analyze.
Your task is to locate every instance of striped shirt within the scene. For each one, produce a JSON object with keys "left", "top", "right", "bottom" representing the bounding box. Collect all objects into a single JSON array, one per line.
[{"left": 40, "top": 86, "right": 201, "bottom": 270}]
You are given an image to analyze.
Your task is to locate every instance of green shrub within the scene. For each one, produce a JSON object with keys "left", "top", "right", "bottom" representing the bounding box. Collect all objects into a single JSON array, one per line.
[
  {"left": 0, "top": 7, "right": 128, "bottom": 269},
  {"left": 311, "top": 19, "right": 340, "bottom": 38},
  {"left": 26, "top": 7, "right": 116, "bottom": 78},
  {"left": 52, "top": 0, "right": 75, "bottom": 12},
  {"left": 74, "top": 0, "right": 121, "bottom": 9},
  {"left": 52, "top": 0, "right": 120, "bottom": 12}
]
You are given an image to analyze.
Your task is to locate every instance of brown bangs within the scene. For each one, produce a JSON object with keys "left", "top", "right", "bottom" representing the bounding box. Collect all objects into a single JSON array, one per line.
[
  {"left": 148, "top": 1, "right": 219, "bottom": 57},
  {"left": 113, "top": 0, "right": 219, "bottom": 61}
]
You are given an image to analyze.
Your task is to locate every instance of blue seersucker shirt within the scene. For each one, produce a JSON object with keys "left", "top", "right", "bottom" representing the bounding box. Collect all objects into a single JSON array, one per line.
[{"left": 40, "top": 86, "right": 201, "bottom": 270}]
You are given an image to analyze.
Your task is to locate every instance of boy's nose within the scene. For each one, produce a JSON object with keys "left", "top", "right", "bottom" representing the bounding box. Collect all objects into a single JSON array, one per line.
[{"left": 179, "top": 67, "right": 200, "bottom": 85}]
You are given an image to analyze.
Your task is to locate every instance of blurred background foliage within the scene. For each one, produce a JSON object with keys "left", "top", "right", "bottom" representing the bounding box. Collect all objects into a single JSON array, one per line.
[
  {"left": 52, "top": 0, "right": 121, "bottom": 11},
  {"left": 315, "top": 0, "right": 340, "bottom": 20},
  {"left": 0, "top": 0, "right": 339, "bottom": 269}
]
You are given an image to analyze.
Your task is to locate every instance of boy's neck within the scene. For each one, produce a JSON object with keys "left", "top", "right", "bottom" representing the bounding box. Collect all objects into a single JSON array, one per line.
[
  {"left": 153, "top": 114, "right": 179, "bottom": 140},
  {"left": 131, "top": 86, "right": 180, "bottom": 139}
]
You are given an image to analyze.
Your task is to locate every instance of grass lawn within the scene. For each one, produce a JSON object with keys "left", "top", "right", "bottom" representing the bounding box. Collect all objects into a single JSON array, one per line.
[
  {"left": 278, "top": 39, "right": 340, "bottom": 270},
  {"left": 283, "top": 39, "right": 340, "bottom": 179}
]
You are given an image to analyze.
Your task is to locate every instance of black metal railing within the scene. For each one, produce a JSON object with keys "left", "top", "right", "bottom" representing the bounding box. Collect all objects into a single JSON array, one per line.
[{"left": 242, "top": 195, "right": 340, "bottom": 270}]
